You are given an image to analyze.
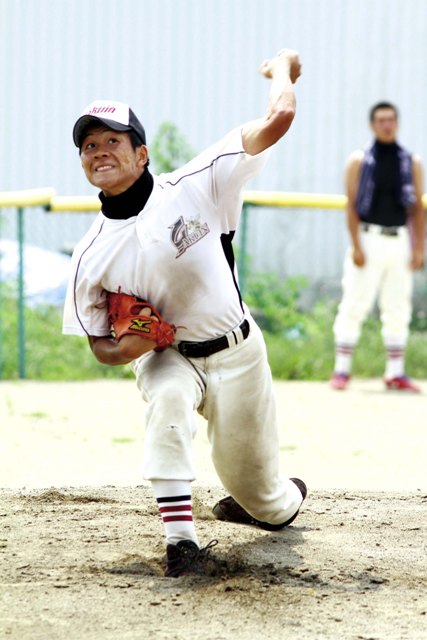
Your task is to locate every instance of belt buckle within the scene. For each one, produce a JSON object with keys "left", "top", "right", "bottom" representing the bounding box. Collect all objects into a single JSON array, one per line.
[
  {"left": 179, "top": 337, "right": 222, "bottom": 358},
  {"left": 179, "top": 320, "right": 249, "bottom": 358},
  {"left": 381, "top": 226, "right": 398, "bottom": 236},
  {"left": 178, "top": 342, "right": 189, "bottom": 357}
]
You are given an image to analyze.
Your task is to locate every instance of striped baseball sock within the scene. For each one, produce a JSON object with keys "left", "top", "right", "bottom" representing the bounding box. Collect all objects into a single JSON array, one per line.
[
  {"left": 385, "top": 345, "right": 404, "bottom": 379},
  {"left": 151, "top": 479, "right": 199, "bottom": 547},
  {"left": 334, "top": 342, "right": 354, "bottom": 375}
]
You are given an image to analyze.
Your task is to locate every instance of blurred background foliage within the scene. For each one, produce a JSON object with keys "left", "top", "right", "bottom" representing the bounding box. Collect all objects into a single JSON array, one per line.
[
  {"left": 150, "top": 122, "right": 196, "bottom": 173},
  {"left": 1, "top": 273, "right": 426, "bottom": 381}
]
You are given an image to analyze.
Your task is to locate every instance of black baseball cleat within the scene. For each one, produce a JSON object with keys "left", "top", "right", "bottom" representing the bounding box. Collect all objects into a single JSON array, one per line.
[
  {"left": 164, "top": 539, "right": 218, "bottom": 578},
  {"left": 212, "top": 478, "right": 307, "bottom": 531}
]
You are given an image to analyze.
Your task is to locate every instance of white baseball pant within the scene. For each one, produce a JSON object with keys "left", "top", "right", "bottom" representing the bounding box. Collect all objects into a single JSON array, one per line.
[
  {"left": 333, "top": 225, "right": 413, "bottom": 348},
  {"left": 131, "top": 317, "right": 302, "bottom": 525}
]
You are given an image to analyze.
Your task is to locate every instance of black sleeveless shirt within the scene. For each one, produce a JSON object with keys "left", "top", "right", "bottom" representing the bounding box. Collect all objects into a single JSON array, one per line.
[{"left": 360, "top": 142, "right": 406, "bottom": 227}]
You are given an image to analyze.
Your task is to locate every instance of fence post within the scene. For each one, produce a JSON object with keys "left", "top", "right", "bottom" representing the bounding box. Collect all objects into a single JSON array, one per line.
[
  {"left": 17, "top": 206, "right": 26, "bottom": 379},
  {"left": 238, "top": 203, "right": 249, "bottom": 297},
  {"left": 0, "top": 215, "right": 2, "bottom": 379}
]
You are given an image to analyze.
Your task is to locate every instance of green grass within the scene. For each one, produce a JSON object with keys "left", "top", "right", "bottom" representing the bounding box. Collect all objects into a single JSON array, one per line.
[
  {"left": 265, "top": 319, "right": 427, "bottom": 380},
  {"left": 251, "top": 273, "right": 427, "bottom": 380},
  {"left": 1, "top": 275, "right": 427, "bottom": 381},
  {"left": 0, "top": 294, "right": 133, "bottom": 381}
]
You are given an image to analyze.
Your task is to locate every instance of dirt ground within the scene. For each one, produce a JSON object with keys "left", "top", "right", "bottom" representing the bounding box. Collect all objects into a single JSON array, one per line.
[{"left": 1, "top": 379, "right": 426, "bottom": 640}]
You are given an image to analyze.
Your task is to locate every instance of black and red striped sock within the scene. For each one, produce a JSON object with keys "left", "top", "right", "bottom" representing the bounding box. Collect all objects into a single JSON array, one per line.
[
  {"left": 385, "top": 345, "right": 404, "bottom": 379},
  {"left": 334, "top": 342, "right": 354, "bottom": 375},
  {"left": 151, "top": 480, "right": 199, "bottom": 547}
]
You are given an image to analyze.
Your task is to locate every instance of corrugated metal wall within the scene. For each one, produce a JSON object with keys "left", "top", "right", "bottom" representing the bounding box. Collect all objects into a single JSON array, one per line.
[{"left": 1, "top": 0, "right": 427, "bottom": 288}]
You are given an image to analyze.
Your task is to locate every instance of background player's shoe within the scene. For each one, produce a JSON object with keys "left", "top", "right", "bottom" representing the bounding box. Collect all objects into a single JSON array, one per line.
[
  {"left": 212, "top": 478, "right": 307, "bottom": 531},
  {"left": 384, "top": 375, "right": 421, "bottom": 393},
  {"left": 165, "top": 539, "right": 218, "bottom": 577},
  {"left": 330, "top": 372, "right": 350, "bottom": 390}
]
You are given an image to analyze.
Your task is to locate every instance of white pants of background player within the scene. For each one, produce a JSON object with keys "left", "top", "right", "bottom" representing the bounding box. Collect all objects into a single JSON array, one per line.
[
  {"left": 333, "top": 226, "right": 413, "bottom": 365},
  {"left": 131, "top": 316, "right": 302, "bottom": 525}
]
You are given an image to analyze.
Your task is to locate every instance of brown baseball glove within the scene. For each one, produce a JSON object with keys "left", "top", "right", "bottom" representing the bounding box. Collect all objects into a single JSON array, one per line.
[{"left": 106, "top": 290, "right": 177, "bottom": 350}]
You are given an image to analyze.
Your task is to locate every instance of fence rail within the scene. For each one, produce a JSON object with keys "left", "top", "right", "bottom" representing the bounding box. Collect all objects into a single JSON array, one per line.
[
  {"left": 1, "top": 188, "right": 426, "bottom": 378},
  {"left": 1, "top": 189, "right": 425, "bottom": 212}
]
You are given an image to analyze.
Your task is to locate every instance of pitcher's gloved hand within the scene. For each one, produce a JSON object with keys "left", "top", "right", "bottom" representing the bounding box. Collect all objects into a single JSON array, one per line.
[{"left": 106, "top": 289, "right": 177, "bottom": 350}]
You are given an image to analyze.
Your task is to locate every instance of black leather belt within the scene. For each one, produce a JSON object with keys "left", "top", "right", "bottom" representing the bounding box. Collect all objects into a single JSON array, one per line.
[
  {"left": 361, "top": 222, "right": 401, "bottom": 236},
  {"left": 178, "top": 319, "right": 250, "bottom": 358}
]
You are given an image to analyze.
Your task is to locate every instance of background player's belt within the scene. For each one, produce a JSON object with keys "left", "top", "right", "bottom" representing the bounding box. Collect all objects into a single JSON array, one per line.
[
  {"left": 178, "top": 319, "right": 250, "bottom": 358},
  {"left": 361, "top": 222, "right": 403, "bottom": 237}
]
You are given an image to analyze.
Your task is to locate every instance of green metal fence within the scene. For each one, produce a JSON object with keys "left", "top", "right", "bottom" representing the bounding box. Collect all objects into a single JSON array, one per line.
[
  {"left": 0, "top": 189, "right": 55, "bottom": 379},
  {"left": 1, "top": 188, "right": 425, "bottom": 379}
]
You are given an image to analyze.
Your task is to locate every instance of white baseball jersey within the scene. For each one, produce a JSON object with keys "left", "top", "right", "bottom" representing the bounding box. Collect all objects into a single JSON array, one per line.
[{"left": 63, "top": 127, "right": 270, "bottom": 342}]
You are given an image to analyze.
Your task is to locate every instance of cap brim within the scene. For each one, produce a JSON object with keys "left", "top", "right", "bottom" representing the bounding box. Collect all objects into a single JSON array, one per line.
[{"left": 73, "top": 115, "right": 132, "bottom": 147}]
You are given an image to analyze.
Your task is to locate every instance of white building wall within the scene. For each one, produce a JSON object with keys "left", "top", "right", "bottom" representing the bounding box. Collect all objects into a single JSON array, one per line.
[{"left": 1, "top": 0, "right": 426, "bottom": 289}]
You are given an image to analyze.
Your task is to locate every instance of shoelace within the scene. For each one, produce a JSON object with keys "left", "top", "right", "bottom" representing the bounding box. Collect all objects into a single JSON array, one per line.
[
  {"left": 199, "top": 539, "right": 218, "bottom": 555},
  {"left": 182, "top": 539, "right": 218, "bottom": 563},
  {"left": 174, "top": 539, "right": 219, "bottom": 576}
]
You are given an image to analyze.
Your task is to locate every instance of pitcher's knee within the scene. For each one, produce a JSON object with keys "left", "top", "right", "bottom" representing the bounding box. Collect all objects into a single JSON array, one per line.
[{"left": 221, "top": 478, "right": 304, "bottom": 527}]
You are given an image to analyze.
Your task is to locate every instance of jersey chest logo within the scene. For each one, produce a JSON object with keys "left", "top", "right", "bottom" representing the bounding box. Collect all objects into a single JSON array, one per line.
[{"left": 169, "top": 214, "right": 210, "bottom": 258}]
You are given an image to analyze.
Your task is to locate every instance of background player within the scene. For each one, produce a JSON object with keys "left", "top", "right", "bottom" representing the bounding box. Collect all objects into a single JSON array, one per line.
[
  {"left": 63, "top": 48, "right": 307, "bottom": 577},
  {"left": 331, "top": 102, "right": 425, "bottom": 392}
]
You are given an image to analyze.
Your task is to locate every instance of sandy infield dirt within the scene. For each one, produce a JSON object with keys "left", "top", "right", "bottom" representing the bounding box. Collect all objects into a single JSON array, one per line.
[{"left": 1, "top": 378, "right": 426, "bottom": 640}]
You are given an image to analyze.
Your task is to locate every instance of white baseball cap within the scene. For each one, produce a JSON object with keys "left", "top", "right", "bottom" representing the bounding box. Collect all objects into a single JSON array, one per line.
[{"left": 73, "top": 100, "right": 146, "bottom": 148}]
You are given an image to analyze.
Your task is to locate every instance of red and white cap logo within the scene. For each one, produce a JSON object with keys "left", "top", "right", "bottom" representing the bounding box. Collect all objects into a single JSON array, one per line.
[
  {"left": 73, "top": 99, "right": 146, "bottom": 147},
  {"left": 81, "top": 100, "right": 130, "bottom": 126}
]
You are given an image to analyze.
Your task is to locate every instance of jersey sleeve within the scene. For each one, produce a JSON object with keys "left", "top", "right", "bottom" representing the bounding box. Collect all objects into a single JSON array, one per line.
[
  {"left": 214, "top": 127, "right": 271, "bottom": 231},
  {"left": 62, "top": 273, "right": 109, "bottom": 337},
  {"left": 62, "top": 219, "right": 110, "bottom": 337},
  {"left": 163, "top": 127, "right": 271, "bottom": 232}
]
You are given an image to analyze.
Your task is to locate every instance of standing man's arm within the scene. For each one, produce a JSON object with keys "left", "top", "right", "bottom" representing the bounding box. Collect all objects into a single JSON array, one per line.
[
  {"left": 242, "top": 48, "right": 302, "bottom": 156},
  {"left": 345, "top": 151, "right": 365, "bottom": 267},
  {"left": 409, "top": 155, "right": 425, "bottom": 270}
]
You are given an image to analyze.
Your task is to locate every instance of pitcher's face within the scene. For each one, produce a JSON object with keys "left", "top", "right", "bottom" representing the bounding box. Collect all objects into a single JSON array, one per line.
[{"left": 80, "top": 127, "right": 147, "bottom": 196}]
